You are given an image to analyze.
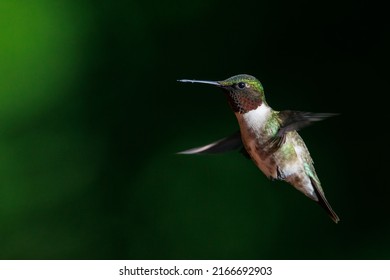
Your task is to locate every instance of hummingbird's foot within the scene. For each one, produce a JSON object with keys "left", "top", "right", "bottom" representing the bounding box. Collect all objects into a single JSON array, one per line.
[{"left": 276, "top": 166, "right": 286, "bottom": 180}]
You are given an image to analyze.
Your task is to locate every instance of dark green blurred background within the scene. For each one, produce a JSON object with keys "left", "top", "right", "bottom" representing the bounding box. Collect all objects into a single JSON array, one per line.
[{"left": 0, "top": 0, "right": 388, "bottom": 259}]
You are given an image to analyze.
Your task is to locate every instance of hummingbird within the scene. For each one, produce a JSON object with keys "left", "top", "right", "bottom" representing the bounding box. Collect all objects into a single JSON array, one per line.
[{"left": 178, "top": 74, "right": 340, "bottom": 223}]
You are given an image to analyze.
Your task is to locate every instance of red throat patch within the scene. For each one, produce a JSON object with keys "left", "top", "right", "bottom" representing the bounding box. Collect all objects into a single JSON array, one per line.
[{"left": 226, "top": 92, "right": 262, "bottom": 114}]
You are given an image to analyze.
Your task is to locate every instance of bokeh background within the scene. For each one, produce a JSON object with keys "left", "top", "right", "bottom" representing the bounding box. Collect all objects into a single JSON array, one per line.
[{"left": 0, "top": 0, "right": 388, "bottom": 259}]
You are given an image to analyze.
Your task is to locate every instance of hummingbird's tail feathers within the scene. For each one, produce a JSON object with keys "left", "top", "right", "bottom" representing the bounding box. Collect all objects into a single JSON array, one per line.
[
  {"left": 310, "top": 177, "right": 340, "bottom": 224},
  {"left": 177, "top": 131, "right": 242, "bottom": 155},
  {"left": 277, "top": 111, "right": 339, "bottom": 137}
]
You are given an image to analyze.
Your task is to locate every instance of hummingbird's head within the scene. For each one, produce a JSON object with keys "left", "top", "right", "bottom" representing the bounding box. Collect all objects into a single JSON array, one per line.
[
  {"left": 218, "top": 74, "right": 265, "bottom": 113},
  {"left": 178, "top": 74, "right": 266, "bottom": 114}
]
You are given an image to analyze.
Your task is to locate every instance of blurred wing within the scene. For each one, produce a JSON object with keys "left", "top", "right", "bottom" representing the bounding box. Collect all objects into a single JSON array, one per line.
[
  {"left": 177, "top": 131, "right": 242, "bottom": 154},
  {"left": 264, "top": 111, "right": 338, "bottom": 152},
  {"left": 277, "top": 111, "right": 338, "bottom": 137}
]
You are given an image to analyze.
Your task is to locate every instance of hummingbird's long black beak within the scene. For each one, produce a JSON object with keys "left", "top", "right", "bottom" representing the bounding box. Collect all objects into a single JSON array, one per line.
[{"left": 177, "top": 79, "right": 221, "bottom": 86}]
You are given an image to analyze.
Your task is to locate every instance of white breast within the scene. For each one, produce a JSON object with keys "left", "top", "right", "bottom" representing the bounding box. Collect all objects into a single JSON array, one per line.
[
  {"left": 237, "top": 104, "right": 274, "bottom": 177},
  {"left": 242, "top": 104, "right": 272, "bottom": 136}
]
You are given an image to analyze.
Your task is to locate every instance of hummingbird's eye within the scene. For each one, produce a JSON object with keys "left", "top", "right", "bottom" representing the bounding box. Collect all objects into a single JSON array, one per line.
[{"left": 237, "top": 82, "right": 246, "bottom": 89}]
